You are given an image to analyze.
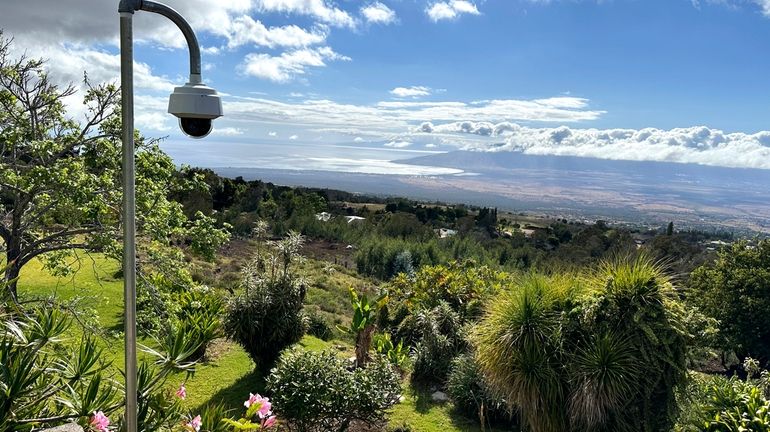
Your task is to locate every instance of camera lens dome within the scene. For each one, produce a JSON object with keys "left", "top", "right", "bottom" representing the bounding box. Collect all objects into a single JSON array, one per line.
[{"left": 179, "top": 118, "right": 213, "bottom": 138}]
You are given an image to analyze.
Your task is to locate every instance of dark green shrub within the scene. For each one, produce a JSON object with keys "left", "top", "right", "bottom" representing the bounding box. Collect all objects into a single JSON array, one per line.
[
  {"left": 266, "top": 350, "right": 401, "bottom": 432},
  {"left": 690, "top": 240, "right": 770, "bottom": 366},
  {"left": 304, "top": 309, "right": 333, "bottom": 341},
  {"left": 225, "top": 233, "right": 307, "bottom": 373},
  {"left": 447, "top": 354, "right": 512, "bottom": 427},
  {"left": 411, "top": 301, "right": 465, "bottom": 384}
]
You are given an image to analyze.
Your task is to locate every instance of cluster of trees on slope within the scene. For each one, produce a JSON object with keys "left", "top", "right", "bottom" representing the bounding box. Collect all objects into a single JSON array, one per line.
[{"left": 174, "top": 167, "right": 726, "bottom": 283}]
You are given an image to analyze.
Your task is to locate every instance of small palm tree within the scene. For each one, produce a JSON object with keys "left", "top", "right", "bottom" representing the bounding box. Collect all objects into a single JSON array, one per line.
[{"left": 474, "top": 256, "right": 688, "bottom": 432}]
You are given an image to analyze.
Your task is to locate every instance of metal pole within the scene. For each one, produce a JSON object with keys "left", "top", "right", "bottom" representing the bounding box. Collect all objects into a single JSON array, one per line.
[
  {"left": 119, "top": 11, "right": 138, "bottom": 432},
  {"left": 139, "top": 0, "right": 202, "bottom": 83}
]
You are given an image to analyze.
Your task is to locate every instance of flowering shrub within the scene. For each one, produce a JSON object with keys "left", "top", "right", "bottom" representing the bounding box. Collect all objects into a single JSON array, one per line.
[{"left": 221, "top": 393, "right": 277, "bottom": 430}]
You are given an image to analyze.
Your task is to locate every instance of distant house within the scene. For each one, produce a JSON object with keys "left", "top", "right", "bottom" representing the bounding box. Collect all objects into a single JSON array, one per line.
[
  {"left": 705, "top": 240, "right": 731, "bottom": 251},
  {"left": 315, "top": 212, "right": 332, "bottom": 222},
  {"left": 436, "top": 228, "right": 457, "bottom": 239},
  {"left": 345, "top": 216, "right": 365, "bottom": 224}
]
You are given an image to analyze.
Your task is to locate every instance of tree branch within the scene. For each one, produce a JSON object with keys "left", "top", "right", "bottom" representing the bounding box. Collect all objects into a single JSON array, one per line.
[
  {"left": 20, "top": 227, "right": 97, "bottom": 257},
  {"left": 19, "top": 243, "right": 90, "bottom": 267}
]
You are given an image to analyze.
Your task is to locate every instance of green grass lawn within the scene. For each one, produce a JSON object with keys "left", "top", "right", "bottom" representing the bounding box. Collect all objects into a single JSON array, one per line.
[{"left": 16, "top": 251, "right": 503, "bottom": 432}]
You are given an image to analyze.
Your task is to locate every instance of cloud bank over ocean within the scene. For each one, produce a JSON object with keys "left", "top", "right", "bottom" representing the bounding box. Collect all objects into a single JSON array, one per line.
[{"left": 416, "top": 122, "right": 770, "bottom": 170}]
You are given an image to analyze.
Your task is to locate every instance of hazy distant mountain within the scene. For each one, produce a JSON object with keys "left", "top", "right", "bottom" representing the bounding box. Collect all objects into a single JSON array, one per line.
[
  {"left": 213, "top": 150, "right": 770, "bottom": 233},
  {"left": 399, "top": 151, "right": 770, "bottom": 232}
]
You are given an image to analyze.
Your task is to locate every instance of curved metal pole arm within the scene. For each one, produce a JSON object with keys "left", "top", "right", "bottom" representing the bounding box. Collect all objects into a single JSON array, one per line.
[{"left": 118, "top": 0, "right": 202, "bottom": 82}]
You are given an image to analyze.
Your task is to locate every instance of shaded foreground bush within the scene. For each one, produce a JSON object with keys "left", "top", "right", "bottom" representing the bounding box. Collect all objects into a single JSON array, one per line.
[
  {"left": 266, "top": 350, "right": 401, "bottom": 432},
  {"left": 447, "top": 353, "right": 514, "bottom": 428},
  {"left": 475, "top": 256, "right": 689, "bottom": 432}
]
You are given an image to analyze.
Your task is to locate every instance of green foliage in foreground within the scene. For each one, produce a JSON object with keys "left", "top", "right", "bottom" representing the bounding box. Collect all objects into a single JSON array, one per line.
[
  {"left": 690, "top": 239, "right": 770, "bottom": 366},
  {"left": 0, "top": 303, "right": 204, "bottom": 432},
  {"left": 676, "top": 365, "right": 770, "bottom": 432},
  {"left": 446, "top": 354, "right": 512, "bottom": 428},
  {"left": 266, "top": 349, "right": 401, "bottom": 432},
  {"left": 475, "top": 256, "right": 689, "bottom": 432}
]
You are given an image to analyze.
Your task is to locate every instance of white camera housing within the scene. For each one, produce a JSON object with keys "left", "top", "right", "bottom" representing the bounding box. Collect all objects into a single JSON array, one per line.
[{"left": 168, "top": 81, "right": 223, "bottom": 139}]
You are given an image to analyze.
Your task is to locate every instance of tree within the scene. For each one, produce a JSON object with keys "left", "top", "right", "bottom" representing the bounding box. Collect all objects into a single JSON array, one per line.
[
  {"left": 225, "top": 232, "right": 307, "bottom": 374},
  {"left": 690, "top": 240, "right": 770, "bottom": 366},
  {"left": 475, "top": 257, "right": 689, "bottom": 432},
  {"left": 0, "top": 34, "right": 228, "bottom": 302},
  {"left": 667, "top": 221, "right": 674, "bottom": 236}
]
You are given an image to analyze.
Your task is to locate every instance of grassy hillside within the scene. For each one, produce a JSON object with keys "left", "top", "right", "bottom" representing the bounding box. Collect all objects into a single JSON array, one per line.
[{"left": 17, "top": 251, "right": 504, "bottom": 431}]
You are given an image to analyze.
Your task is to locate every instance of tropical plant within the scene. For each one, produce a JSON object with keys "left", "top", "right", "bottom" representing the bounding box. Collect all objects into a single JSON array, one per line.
[
  {"left": 388, "top": 261, "right": 506, "bottom": 321},
  {"left": 475, "top": 256, "right": 689, "bottom": 432},
  {"left": 266, "top": 349, "right": 401, "bottom": 432},
  {"left": 0, "top": 296, "right": 205, "bottom": 432},
  {"left": 0, "top": 307, "right": 118, "bottom": 432},
  {"left": 675, "top": 367, "right": 770, "bottom": 432},
  {"left": 225, "top": 232, "right": 307, "bottom": 373},
  {"left": 373, "top": 332, "right": 408, "bottom": 369},
  {"left": 221, "top": 393, "right": 277, "bottom": 431},
  {"left": 689, "top": 239, "right": 770, "bottom": 366},
  {"left": 344, "top": 288, "right": 385, "bottom": 367},
  {"left": 411, "top": 301, "right": 465, "bottom": 384},
  {"left": 446, "top": 353, "right": 512, "bottom": 428}
]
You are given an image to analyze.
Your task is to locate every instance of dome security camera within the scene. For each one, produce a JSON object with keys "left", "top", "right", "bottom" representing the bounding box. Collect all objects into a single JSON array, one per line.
[{"left": 168, "top": 81, "right": 223, "bottom": 139}]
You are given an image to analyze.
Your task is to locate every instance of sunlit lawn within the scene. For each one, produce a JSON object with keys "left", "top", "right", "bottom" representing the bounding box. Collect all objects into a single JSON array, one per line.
[{"left": 16, "top": 252, "right": 503, "bottom": 432}]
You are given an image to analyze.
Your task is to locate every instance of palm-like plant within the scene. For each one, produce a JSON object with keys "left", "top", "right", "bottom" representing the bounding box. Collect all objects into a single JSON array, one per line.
[
  {"left": 474, "top": 256, "right": 688, "bottom": 432},
  {"left": 475, "top": 273, "right": 572, "bottom": 432}
]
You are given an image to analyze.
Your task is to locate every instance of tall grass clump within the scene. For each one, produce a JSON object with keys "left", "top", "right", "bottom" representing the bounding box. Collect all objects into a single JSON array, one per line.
[{"left": 474, "top": 255, "right": 689, "bottom": 432}]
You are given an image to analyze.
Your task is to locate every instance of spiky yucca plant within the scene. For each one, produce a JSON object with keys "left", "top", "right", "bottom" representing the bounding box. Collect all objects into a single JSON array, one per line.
[{"left": 474, "top": 256, "right": 688, "bottom": 432}]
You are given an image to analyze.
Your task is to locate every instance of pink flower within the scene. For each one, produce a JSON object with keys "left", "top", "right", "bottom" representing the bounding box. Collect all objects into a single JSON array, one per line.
[
  {"left": 90, "top": 411, "right": 110, "bottom": 432},
  {"left": 262, "top": 415, "right": 277, "bottom": 429},
  {"left": 244, "top": 393, "right": 272, "bottom": 418},
  {"left": 244, "top": 393, "right": 259, "bottom": 408},
  {"left": 176, "top": 384, "right": 187, "bottom": 400},
  {"left": 187, "top": 415, "right": 202, "bottom": 432},
  {"left": 257, "top": 398, "right": 272, "bottom": 419}
]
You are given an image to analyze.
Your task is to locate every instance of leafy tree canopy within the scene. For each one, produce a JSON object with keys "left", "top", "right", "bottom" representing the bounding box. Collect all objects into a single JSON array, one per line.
[{"left": 0, "top": 33, "right": 229, "bottom": 302}]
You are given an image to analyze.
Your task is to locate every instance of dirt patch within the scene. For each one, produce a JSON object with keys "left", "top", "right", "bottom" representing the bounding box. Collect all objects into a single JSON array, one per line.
[{"left": 302, "top": 239, "right": 356, "bottom": 270}]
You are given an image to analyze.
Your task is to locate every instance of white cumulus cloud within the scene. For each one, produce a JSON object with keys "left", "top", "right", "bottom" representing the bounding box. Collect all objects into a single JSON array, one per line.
[
  {"left": 254, "top": 0, "right": 356, "bottom": 28},
  {"left": 241, "top": 47, "right": 351, "bottom": 82},
  {"left": 226, "top": 16, "right": 328, "bottom": 49},
  {"left": 214, "top": 127, "right": 245, "bottom": 136},
  {"left": 390, "top": 86, "right": 432, "bottom": 98},
  {"left": 361, "top": 2, "right": 398, "bottom": 24},
  {"left": 419, "top": 121, "right": 770, "bottom": 170},
  {"left": 426, "top": 0, "right": 480, "bottom": 22}
]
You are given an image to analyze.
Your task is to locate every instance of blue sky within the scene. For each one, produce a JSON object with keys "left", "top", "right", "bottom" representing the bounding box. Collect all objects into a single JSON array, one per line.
[{"left": 5, "top": 0, "right": 770, "bottom": 170}]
